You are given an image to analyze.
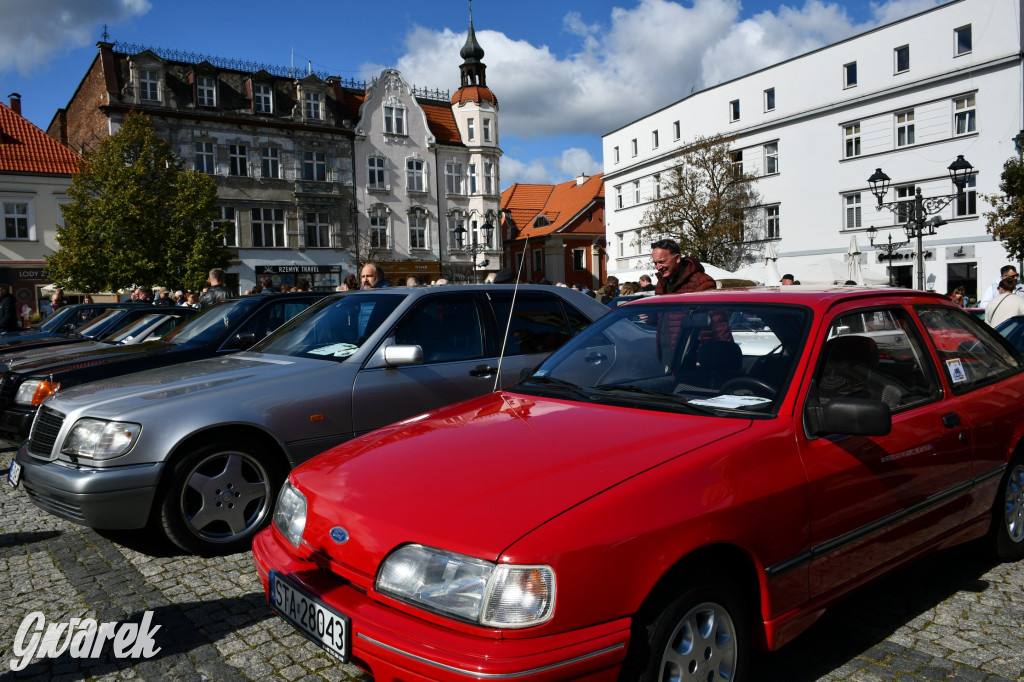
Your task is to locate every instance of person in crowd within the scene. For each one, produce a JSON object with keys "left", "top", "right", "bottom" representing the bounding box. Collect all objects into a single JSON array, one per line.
[
  {"left": 154, "top": 288, "right": 174, "bottom": 306},
  {"left": 949, "top": 287, "right": 967, "bottom": 308},
  {"left": 185, "top": 291, "right": 200, "bottom": 308},
  {"left": 49, "top": 289, "right": 66, "bottom": 315},
  {"left": 342, "top": 274, "right": 359, "bottom": 291},
  {"left": 434, "top": 278, "right": 449, "bottom": 285},
  {"left": 594, "top": 276, "right": 620, "bottom": 304},
  {"left": 979, "top": 265, "right": 1023, "bottom": 309},
  {"left": 360, "top": 263, "right": 388, "bottom": 289},
  {"left": 405, "top": 275, "right": 420, "bottom": 287},
  {"left": 555, "top": 281, "right": 567, "bottom": 287},
  {"left": 985, "top": 276, "right": 1024, "bottom": 326},
  {"left": 278, "top": 283, "right": 292, "bottom": 293},
  {"left": 638, "top": 274, "right": 655, "bottom": 292},
  {"left": 780, "top": 274, "right": 796, "bottom": 285},
  {"left": 652, "top": 239, "right": 716, "bottom": 295},
  {"left": 259, "top": 277, "right": 276, "bottom": 294},
  {"left": 173, "top": 290, "right": 184, "bottom": 305},
  {"left": 0, "top": 285, "right": 18, "bottom": 332},
  {"left": 295, "top": 279, "right": 311, "bottom": 292},
  {"left": 198, "top": 268, "right": 235, "bottom": 309},
  {"left": 82, "top": 295, "right": 94, "bottom": 304},
  {"left": 619, "top": 282, "right": 639, "bottom": 296}
]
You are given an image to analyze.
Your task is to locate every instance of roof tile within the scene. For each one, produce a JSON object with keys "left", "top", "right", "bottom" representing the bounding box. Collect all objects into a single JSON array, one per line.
[
  {"left": 0, "top": 102, "right": 81, "bottom": 175},
  {"left": 501, "top": 174, "right": 604, "bottom": 240}
]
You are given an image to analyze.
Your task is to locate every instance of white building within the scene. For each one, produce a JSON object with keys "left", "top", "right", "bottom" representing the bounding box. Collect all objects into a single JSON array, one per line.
[{"left": 603, "top": 0, "right": 1023, "bottom": 297}]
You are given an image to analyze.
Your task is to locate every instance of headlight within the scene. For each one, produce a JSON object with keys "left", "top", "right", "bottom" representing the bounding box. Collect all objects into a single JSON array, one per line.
[
  {"left": 376, "top": 544, "right": 555, "bottom": 628},
  {"left": 15, "top": 379, "right": 60, "bottom": 406},
  {"left": 273, "top": 481, "right": 307, "bottom": 548},
  {"left": 61, "top": 418, "right": 141, "bottom": 460}
]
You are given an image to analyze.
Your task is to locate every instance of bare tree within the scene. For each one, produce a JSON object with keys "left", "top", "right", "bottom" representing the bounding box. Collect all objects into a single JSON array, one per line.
[{"left": 639, "top": 134, "right": 762, "bottom": 270}]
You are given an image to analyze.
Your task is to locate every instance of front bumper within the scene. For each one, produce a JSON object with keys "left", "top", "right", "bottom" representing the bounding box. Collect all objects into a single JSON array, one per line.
[
  {"left": 252, "top": 529, "right": 630, "bottom": 681},
  {"left": 14, "top": 443, "right": 163, "bottom": 529},
  {"left": 0, "top": 404, "right": 35, "bottom": 442}
]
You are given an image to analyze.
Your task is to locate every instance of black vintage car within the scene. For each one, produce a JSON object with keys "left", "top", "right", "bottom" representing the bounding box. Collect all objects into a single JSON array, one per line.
[
  {"left": 0, "top": 302, "right": 152, "bottom": 350},
  {"left": 0, "top": 293, "right": 328, "bottom": 443}
]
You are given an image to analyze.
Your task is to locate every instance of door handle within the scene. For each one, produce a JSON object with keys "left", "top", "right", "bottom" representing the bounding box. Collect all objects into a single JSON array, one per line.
[
  {"left": 470, "top": 365, "right": 497, "bottom": 377},
  {"left": 942, "top": 413, "right": 961, "bottom": 429}
]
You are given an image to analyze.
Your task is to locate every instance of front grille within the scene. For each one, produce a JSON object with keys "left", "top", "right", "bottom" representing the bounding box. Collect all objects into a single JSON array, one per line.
[{"left": 27, "top": 405, "right": 65, "bottom": 459}]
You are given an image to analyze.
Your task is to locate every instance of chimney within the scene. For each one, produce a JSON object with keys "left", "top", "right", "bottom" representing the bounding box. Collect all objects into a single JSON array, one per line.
[
  {"left": 8, "top": 93, "right": 21, "bottom": 115},
  {"left": 576, "top": 173, "right": 589, "bottom": 186}
]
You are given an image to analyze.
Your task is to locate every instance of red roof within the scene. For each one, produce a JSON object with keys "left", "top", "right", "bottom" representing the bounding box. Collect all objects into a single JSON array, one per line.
[
  {"left": 451, "top": 85, "right": 498, "bottom": 107},
  {"left": 0, "top": 102, "right": 81, "bottom": 174},
  {"left": 501, "top": 174, "right": 605, "bottom": 240}
]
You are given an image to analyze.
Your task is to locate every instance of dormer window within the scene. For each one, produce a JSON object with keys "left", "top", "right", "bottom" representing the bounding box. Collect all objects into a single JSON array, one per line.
[
  {"left": 384, "top": 103, "right": 406, "bottom": 135},
  {"left": 196, "top": 76, "right": 217, "bottom": 107},
  {"left": 139, "top": 69, "right": 160, "bottom": 101},
  {"left": 534, "top": 216, "right": 550, "bottom": 228},
  {"left": 253, "top": 84, "right": 273, "bottom": 114},
  {"left": 304, "top": 91, "right": 322, "bottom": 120}
]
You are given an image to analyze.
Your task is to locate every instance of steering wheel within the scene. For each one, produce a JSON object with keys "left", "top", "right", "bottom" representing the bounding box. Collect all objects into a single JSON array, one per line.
[{"left": 721, "top": 376, "right": 776, "bottom": 398}]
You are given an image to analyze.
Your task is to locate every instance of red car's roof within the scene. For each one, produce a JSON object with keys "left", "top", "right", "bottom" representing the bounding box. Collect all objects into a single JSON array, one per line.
[{"left": 627, "top": 286, "right": 952, "bottom": 309}]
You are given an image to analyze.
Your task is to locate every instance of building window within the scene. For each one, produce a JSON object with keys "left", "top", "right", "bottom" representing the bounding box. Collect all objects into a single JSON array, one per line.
[
  {"left": 447, "top": 214, "right": 465, "bottom": 249},
  {"left": 228, "top": 145, "right": 248, "bottom": 177},
  {"left": 633, "top": 180, "right": 640, "bottom": 204},
  {"left": 955, "top": 175, "right": 977, "bottom": 217},
  {"left": 409, "top": 213, "right": 427, "bottom": 249},
  {"left": 843, "top": 123, "right": 861, "bottom": 158},
  {"left": 533, "top": 248, "right": 543, "bottom": 272},
  {"left": 896, "top": 110, "right": 915, "bottom": 147},
  {"left": 483, "top": 118, "right": 492, "bottom": 142},
  {"left": 370, "top": 213, "right": 389, "bottom": 249},
  {"left": 729, "top": 99, "right": 740, "bottom": 121},
  {"left": 467, "top": 118, "right": 475, "bottom": 141},
  {"left": 196, "top": 76, "right": 216, "bottom": 107},
  {"left": 954, "top": 94, "right": 976, "bottom": 135},
  {"left": 253, "top": 84, "right": 273, "bottom": 113},
  {"left": 406, "top": 158, "right": 425, "bottom": 192},
  {"left": 368, "top": 157, "right": 387, "bottom": 190},
  {"left": 445, "top": 162, "right": 463, "bottom": 194},
  {"left": 303, "top": 151, "right": 327, "bottom": 182},
  {"left": 2, "top": 201, "right": 29, "bottom": 240},
  {"left": 484, "top": 161, "right": 496, "bottom": 195},
  {"left": 764, "top": 142, "right": 779, "bottom": 175},
  {"left": 766, "top": 205, "right": 780, "bottom": 239},
  {"left": 251, "top": 208, "right": 285, "bottom": 247},
  {"left": 955, "top": 25, "right": 972, "bottom": 56},
  {"left": 654, "top": 173, "right": 661, "bottom": 200},
  {"left": 384, "top": 105, "right": 406, "bottom": 134},
  {"left": 673, "top": 121, "right": 681, "bottom": 140},
  {"left": 631, "top": 139, "right": 638, "bottom": 156},
  {"left": 844, "top": 193, "right": 862, "bottom": 229},
  {"left": 764, "top": 88, "right": 775, "bottom": 112},
  {"left": 730, "top": 150, "right": 743, "bottom": 177},
  {"left": 843, "top": 62, "right": 857, "bottom": 88},
  {"left": 615, "top": 185, "right": 623, "bottom": 209},
  {"left": 572, "top": 248, "right": 586, "bottom": 271},
  {"left": 304, "top": 91, "right": 322, "bottom": 120},
  {"left": 261, "top": 148, "right": 279, "bottom": 180},
  {"left": 613, "top": 146, "right": 620, "bottom": 164},
  {"left": 652, "top": 130, "right": 659, "bottom": 149},
  {"left": 305, "top": 211, "right": 330, "bottom": 248},
  {"left": 895, "top": 184, "right": 916, "bottom": 224},
  {"left": 894, "top": 45, "right": 910, "bottom": 74},
  {"left": 139, "top": 69, "right": 159, "bottom": 101},
  {"left": 195, "top": 142, "right": 214, "bottom": 174},
  {"left": 468, "top": 163, "right": 478, "bottom": 194},
  {"left": 218, "top": 206, "right": 237, "bottom": 247}
]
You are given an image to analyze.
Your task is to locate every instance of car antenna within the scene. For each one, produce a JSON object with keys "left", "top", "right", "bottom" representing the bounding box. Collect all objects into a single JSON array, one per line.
[{"left": 493, "top": 233, "right": 529, "bottom": 392}]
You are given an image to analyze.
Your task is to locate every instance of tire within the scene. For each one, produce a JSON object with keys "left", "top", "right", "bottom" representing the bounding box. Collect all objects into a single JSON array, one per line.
[
  {"left": 991, "top": 452, "right": 1024, "bottom": 562},
  {"left": 624, "top": 579, "right": 749, "bottom": 682},
  {"left": 159, "top": 438, "right": 282, "bottom": 555}
]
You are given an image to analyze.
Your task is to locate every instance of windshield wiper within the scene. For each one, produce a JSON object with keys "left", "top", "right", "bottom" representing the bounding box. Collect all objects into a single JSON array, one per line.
[
  {"left": 589, "top": 384, "right": 710, "bottom": 413},
  {"left": 521, "top": 375, "right": 591, "bottom": 401}
]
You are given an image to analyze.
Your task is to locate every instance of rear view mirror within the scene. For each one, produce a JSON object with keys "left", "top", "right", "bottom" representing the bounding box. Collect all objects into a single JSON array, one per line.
[
  {"left": 384, "top": 344, "right": 423, "bottom": 367},
  {"left": 805, "top": 397, "right": 892, "bottom": 437}
]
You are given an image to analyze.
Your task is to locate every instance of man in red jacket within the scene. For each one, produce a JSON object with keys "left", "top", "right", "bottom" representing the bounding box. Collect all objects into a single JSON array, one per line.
[{"left": 652, "top": 239, "right": 716, "bottom": 295}]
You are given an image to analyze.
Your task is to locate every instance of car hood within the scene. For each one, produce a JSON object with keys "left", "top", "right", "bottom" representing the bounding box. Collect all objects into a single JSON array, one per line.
[
  {"left": 0, "top": 339, "right": 105, "bottom": 366},
  {"left": 5, "top": 339, "right": 175, "bottom": 375},
  {"left": 292, "top": 392, "right": 751, "bottom": 573},
  {"left": 44, "top": 352, "right": 321, "bottom": 417}
]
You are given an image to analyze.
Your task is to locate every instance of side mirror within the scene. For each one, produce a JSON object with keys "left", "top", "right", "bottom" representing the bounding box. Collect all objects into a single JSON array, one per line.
[
  {"left": 384, "top": 344, "right": 423, "bottom": 367},
  {"left": 805, "top": 397, "right": 892, "bottom": 437},
  {"left": 230, "top": 331, "right": 258, "bottom": 350}
]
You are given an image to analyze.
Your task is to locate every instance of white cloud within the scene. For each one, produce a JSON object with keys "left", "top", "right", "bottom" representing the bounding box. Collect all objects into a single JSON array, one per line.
[
  {"left": 502, "top": 147, "right": 604, "bottom": 186},
  {"left": 0, "top": 0, "right": 151, "bottom": 76}
]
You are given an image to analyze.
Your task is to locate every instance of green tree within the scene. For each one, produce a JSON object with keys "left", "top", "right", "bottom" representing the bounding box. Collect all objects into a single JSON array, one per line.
[
  {"left": 48, "top": 111, "right": 228, "bottom": 293},
  {"left": 985, "top": 156, "right": 1024, "bottom": 262},
  {"left": 639, "top": 133, "right": 761, "bottom": 270}
]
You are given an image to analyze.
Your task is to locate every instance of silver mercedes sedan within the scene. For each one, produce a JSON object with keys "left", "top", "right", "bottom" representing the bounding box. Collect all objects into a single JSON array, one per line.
[{"left": 11, "top": 285, "right": 608, "bottom": 554}]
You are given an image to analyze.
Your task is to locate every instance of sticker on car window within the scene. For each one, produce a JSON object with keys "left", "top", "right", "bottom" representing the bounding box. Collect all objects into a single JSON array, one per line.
[
  {"left": 689, "top": 395, "right": 772, "bottom": 408},
  {"left": 946, "top": 358, "right": 968, "bottom": 383},
  {"left": 308, "top": 343, "right": 358, "bottom": 358}
]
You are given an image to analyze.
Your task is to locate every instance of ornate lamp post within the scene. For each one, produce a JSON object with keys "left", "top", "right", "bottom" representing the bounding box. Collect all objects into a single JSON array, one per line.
[
  {"left": 866, "top": 226, "right": 910, "bottom": 287},
  {"left": 454, "top": 220, "right": 495, "bottom": 283},
  {"left": 867, "top": 155, "right": 974, "bottom": 290}
]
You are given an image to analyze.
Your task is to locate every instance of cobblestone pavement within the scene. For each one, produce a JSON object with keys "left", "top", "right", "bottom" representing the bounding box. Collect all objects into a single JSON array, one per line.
[{"left": 1, "top": 447, "right": 1022, "bottom": 681}]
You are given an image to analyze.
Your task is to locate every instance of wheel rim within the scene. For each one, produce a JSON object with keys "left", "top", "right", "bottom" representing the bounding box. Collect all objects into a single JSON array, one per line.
[
  {"left": 178, "top": 450, "right": 273, "bottom": 543},
  {"left": 660, "top": 601, "right": 737, "bottom": 682},
  {"left": 1005, "top": 463, "right": 1024, "bottom": 544}
]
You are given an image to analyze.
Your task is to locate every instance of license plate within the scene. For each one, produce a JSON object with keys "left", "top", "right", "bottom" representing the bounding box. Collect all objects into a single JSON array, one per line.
[
  {"left": 7, "top": 460, "right": 20, "bottom": 488},
  {"left": 269, "top": 571, "right": 350, "bottom": 662}
]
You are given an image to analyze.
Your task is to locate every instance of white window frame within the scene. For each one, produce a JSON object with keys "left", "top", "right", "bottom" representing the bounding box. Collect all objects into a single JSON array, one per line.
[
  {"left": 384, "top": 104, "right": 406, "bottom": 135},
  {"left": 467, "top": 118, "right": 475, "bottom": 141},
  {"left": 652, "top": 130, "right": 659, "bottom": 149},
  {"left": 613, "top": 146, "right": 620, "bottom": 164},
  {"left": 409, "top": 211, "right": 428, "bottom": 250},
  {"left": 482, "top": 118, "right": 492, "bottom": 142},
  {"left": 764, "top": 88, "right": 775, "bottom": 112},
  {"left": 2, "top": 200, "right": 32, "bottom": 240},
  {"left": 653, "top": 173, "right": 661, "bottom": 200},
  {"left": 844, "top": 193, "right": 862, "bottom": 230},
  {"left": 261, "top": 147, "right": 279, "bottom": 180},
  {"left": 253, "top": 84, "right": 273, "bottom": 113},
  {"left": 251, "top": 207, "right": 285, "bottom": 247},
  {"left": 615, "top": 186, "right": 623, "bottom": 210},
  {"left": 766, "top": 205, "right": 780, "bottom": 239},
  {"left": 304, "top": 91, "right": 322, "bottom": 120},
  {"left": 445, "top": 161, "right": 464, "bottom": 195},
  {"left": 673, "top": 121, "right": 681, "bottom": 140},
  {"left": 370, "top": 210, "right": 389, "bottom": 249},
  {"left": 955, "top": 175, "right": 977, "bottom": 217},
  {"left": 894, "top": 45, "right": 910, "bottom": 74},
  {"left": 843, "top": 123, "right": 861, "bottom": 158},
  {"left": 195, "top": 141, "right": 215, "bottom": 174},
  {"left": 729, "top": 99, "right": 740, "bottom": 122},
  {"left": 447, "top": 214, "right": 465, "bottom": 250},
  {"left": 895, "top": 184, "right": 916, "bottom": 224},
  {"left": 139, "top": 69, "right": 160, "bottom": 101},
  {"left": 218, "top": 206, "right": 237, "bottom": 247},
  {"left": 843, "top": 62, "right": 857, "bottom": 88},
  {"left": 303, "top": 150, "right": 327, "bottom": 182},
  {"left": 228, "top": 144, "right": 248, "bottom": 177},
  {"left": 533, "top": 248, "right": 543, "bottom": 273},
  {"left": 196, "top": 76, "right": 216, "bottom": 107},
  {"left": 468, "top": 163, "right": 478, "bottom": 195},
  {"left": 954, "top": 94, "right": 976, "bottom": 136},
  {"left": 896, "top": 110, "right": 915, "bottom": 147},
  {"left": 730, "top": 150, "right": 743, "bottom": 177},
  {"left": 406, "top": 158, "right": 425, "bottom": 193},
  {"left": 633, "top": 180, "right": 640, "bottom": 205},
  {"left": 483, "top": 161, "right": 496, "bottom": 195},
  {"left": 368, "top": 156, "right": 387, "bottom": 190},
  {"left": 572, "top": 248, "right": 586, "bottom": 271},
  {"left": 305, "top": 211, "right": 331, "bottom": 248},
  {"left": 764, "top": 142, "right": 779, "bottom": 175},
  {"left": 631, "top": 139, "right": 638, "bottom": 156},
  {"left": 955, "top": 24, "right": 972, "bottom": 56}
]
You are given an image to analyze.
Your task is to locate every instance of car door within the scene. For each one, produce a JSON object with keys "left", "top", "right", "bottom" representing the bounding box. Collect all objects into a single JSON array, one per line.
[
  {"left": 799, "top": 303, "right": 972, "bottom": 599},
  {"left": 351, "top": 291, "right": 492, "bottom": 436}
]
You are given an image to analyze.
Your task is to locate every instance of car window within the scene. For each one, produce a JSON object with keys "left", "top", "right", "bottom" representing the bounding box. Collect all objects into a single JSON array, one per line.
[
  {"left": 997, "top": 316, "right": 1024, "bottom": 351},
  {"left": 810, "top": 307, "right": 940, "bottom": 412},
  {"left": 235, "top": 299, "right": 316, "bottom": 341},
  {"left": 73, "top": 309, "right": 124, "bottom": 336},
  {"left": 66, "top": 306, "right": 107, "bottom": 331},
  {"left": 254, "top": 294, "right": 404, "bottom": 360},
  {"left": 394, "top": 294, "right": 484, "bottom": 363},
  {"left": 164, "top": 297, "right": 264, "bottom": 345},
  {"left": 486, "top": 292, "right": 573, "bottom": 356},
  {"left": 915, "top": 305, "right": 1022, "bottom": 393}
]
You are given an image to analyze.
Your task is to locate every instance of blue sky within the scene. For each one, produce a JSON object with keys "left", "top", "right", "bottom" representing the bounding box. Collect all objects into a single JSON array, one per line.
[{"left": 0, "top": 0, "right": 943, "bottom": 187}]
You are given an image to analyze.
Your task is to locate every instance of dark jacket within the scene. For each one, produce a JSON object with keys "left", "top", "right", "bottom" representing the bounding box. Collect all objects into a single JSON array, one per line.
[
  {"left": 198, "top": 284, "right": 235, "bottom": 310},
  {"left": 654, "top": 259, "right": 729, "bottom": 356},
  {"left": 0, "top": 293, "right": 17, "bottom": 332},
  {"left": 655, "top": 258, "right": 716, "bottom": 295}
]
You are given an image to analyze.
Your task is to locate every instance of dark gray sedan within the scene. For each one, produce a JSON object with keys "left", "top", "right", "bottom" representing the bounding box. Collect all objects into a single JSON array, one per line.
[{"left": 11, "top": 285, "right": 608, "bottom": 554}]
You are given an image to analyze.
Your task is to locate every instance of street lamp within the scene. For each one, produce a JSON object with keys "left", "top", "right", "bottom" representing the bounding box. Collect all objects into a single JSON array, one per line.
[
  {"left": 454, "top": 220, "right": 495, "bottom": 283},
  {"left": 867, "top": 155, "right": 974, "bottom": 290},
  {"left": 866, "top": 226, "right": 910, "bottom": 287}
]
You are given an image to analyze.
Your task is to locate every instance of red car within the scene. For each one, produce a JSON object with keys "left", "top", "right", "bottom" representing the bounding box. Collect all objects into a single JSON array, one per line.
[{"left": 253, "top": 287, "right": 1024, "bottom": 681}]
